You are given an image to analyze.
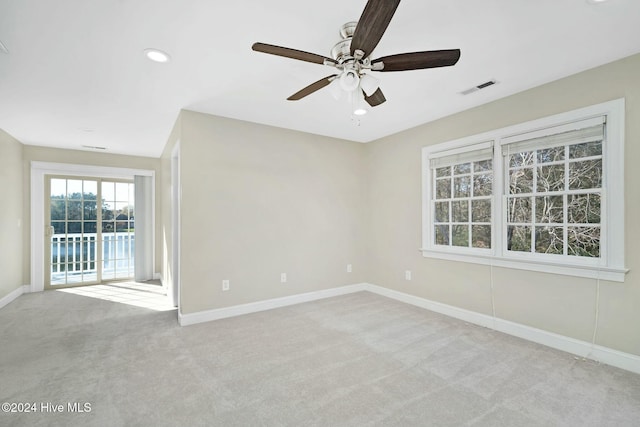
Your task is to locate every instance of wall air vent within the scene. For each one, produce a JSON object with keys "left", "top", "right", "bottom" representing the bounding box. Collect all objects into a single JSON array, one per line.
[
  {"left": 460, "top": 79, "right": 497, "bottom": 95},
  {"left": 0, "top": 40, "right": 9, "bottom": 54}
]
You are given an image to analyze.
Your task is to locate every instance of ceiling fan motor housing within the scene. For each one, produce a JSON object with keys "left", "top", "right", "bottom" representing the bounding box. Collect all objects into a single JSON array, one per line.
[
  {"left": 332, "top": 22, "right": 372, "bottom": 81},
  {"left": 331, "top": 22, "right": 358, "bottom": 63}
]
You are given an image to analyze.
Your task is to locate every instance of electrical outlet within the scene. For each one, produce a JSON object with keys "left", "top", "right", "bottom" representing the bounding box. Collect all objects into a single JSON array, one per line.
[
  {"left": 347, "top": 264, "right": 352, "bottom": 273},
  {"left": 405, "top": 270, "right": 412, "bottom": 281},
  {"left": 222, "top": 280, "right": 230, "bottom": 291},
  {"left": 280, "top": 273, "right": 287, "bottom": 283}
]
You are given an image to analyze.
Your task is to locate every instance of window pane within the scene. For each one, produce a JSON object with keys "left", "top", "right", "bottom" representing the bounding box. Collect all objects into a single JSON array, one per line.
[
  {"left": 507, "top": 197, "right": 532, "bottom": 224},
  {"left": 535, "top": 196, "right": 563, "bottom": 223},
  {"left": 510, "top": 151, "right": 534, "bottom": 167},
  {"left": 83, "top": 201, "right": 97, "bottom": 220},
  {"left": 67, "top": 179, "right": 82, "bottom": 197},
  {"left": 537, "top": 164, "right": 565, "bottom": 192},
  {"left": 537, "top": 146, "right": 565, "bottom": 163},
  {"left": 452, "top": 200, "right": 469, "bottom": 222},
  {"left": 67, "top": 201, "right": 82, "bottom": 220},
  {"left": 436, "top": 166, "right": 451, "bottom": 178},
  {"left": 434, "top": 225, "right": 449, "bottom": 245},
  {"left": 68, "top": 222, "right": 82, "bottom": 234},
  {"left": 472, "top": 199, "right": 491, "bottom": 223},
  {"left": 50, "top": 178, "right": 66, "bottom": 198},
  {"left": 569, "top": 141, "right": 602, "bottom": 159},
  {"left": 83, "top": 181, "right": 97, "bottom": 199},
  {"left": 454, "top": 163, "right": 471, "bottom": 174},
  {"left": 50, "top": 200, "right": 66, "bottom": 220},
  {"left": 454, "top": 176, "right": 471, "bottom": 198},
  {"left": 535, "top": 226, "right": 564, "bottom": 254},
  {"left": 452, "top": 225, "right": 469, "bottom": 247},
  {"left": 474, "top": 159, "right": 492, "bottom": 172},
  {"left": 51, "top": 221, "right": 66, "bottom": 234},
  {"left": 102, "top": 182, "right": 115, "bottom": 202},
  {"left": 116, "top": 182, "right": 129, "bottom": 201},
  {"left": 473, "top": 173, "right": 493, "bottom": 196},
  {"left": 102, "top": 205, "right": 114, "bottom": 221},
  {"left": 436, "top": 178, "right": 451, "bottom": 199},
  {"left": 472, "top": 225, "right": 491, "bottom": 249},
  {"left": 568, "top": 159, "right": 602, "bottom": 190},
  {"left": 83, "top": 221, "right": 97, "bottom": 233},
  {"left": 434, "top": 202, "right": 449, "bottom": 223},
  {"left": 507, "top": 226, "right": 531, "bottom": 252},
  {"left": 509, "top": 168, "right": 533, "bottom": 194},
  {"left": 567, "top": 227, "right": 600, "bottom": 257},
  {"left": 568, "top": 193, "right": 601, "bottom": 224}
]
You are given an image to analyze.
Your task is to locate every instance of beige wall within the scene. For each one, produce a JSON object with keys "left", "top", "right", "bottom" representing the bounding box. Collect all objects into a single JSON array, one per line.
[
  {"left": 0, "top": 130, "right": 25, "bottom": 300},
  {"left": 178, "top": 111, "right": 367, "bottom": 314},
  {"left": 22, "top": 146, "right": 163, "bottom": 286},
  {"left": 366, "top": 53, "right": 640, "bottom": 356}
]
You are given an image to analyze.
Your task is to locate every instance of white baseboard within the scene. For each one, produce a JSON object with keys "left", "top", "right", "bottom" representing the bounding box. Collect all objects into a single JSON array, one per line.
[
  {"left": 179, "top": 283, "right": 367, "bottom": 326},
  {"left": 0, "top": 285, "right": 29, "bottom": 309},
  {"left": 363, "top": 283, "right": 640, "bottom": 375},
  {"left": 176, "top": 281, "right": 640, "bottom": 375}
]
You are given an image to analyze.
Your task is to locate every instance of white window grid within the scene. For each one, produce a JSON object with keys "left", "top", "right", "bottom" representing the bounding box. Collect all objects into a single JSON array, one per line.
[
  {"left": 432, "top": 159, "right": 493, "bottom": 250},
  {"left": 504, "top": 141, "right": 603, "bottom": 259}
]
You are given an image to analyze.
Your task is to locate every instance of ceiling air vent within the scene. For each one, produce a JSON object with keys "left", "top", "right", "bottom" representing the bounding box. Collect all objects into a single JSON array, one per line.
[
  {"left": 460, "top": 79, "right": 497, "bottom": 95},
  {"left": 81, "top": 145, "right": 107, "bottom": 150},
  {"left": 0, "top": 40, "right": 8, "bottom": 54}
]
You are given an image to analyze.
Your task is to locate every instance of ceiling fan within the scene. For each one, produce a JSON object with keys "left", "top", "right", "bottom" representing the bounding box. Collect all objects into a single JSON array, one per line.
[{"left": 251, "top": 0, "right": 461, "bottom": 115}]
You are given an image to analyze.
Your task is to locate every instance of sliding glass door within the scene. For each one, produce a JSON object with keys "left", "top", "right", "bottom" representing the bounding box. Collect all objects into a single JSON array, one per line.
[
  {"left": 100, "top": 180, "right": 135, "bottom": 281},
  {"left": 45, "top": 176, "right": 135, "bottom": 289}
]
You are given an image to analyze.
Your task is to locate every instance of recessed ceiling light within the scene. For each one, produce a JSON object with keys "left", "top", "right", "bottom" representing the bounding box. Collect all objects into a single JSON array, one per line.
[
  {"left": 143, "top": 48, "right": 170, "bottom": 63},
  {"left": 587, "top": 0, "right": 610, "bottom": 4}
]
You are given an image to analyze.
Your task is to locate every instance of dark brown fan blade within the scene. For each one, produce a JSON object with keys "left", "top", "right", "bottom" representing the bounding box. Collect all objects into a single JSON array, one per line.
[
  {"left": 364, "top": 88, "right": 386, "bottom": 107},
  {"left": 287, "top": 75, "right": 338, "bottom": 101},
  {"left": 252, "top": 42, "right": 337, "bottom": 65},
  {"left": 351, "top": 0, "right": 401, "bottom": 58},
  {"left": 372, "top": 49, "right": 461, "bottom": 72}
]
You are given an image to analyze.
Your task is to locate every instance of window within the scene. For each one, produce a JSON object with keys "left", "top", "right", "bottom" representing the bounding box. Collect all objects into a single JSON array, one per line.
[
  {"left": 430, "top": 142, "right": 493, "bottom": 251},
  {"left": 503, "top": 119, "right": 603, "bottom": 259},
  {"left": 422, "top": 99, "right": 627, "bottom": 281}
]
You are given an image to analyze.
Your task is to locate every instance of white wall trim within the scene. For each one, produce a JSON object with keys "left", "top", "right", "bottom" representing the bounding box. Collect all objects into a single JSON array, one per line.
[
  {"left": 178, "top": 281, "right": 640, "bottom": 374},
  {"left": 178, "top": 283, "right": 367, "bottom": 326},
  {"left": 30, "top": 161, "right": 156, "bottom": 292},
  {"left": 0, "top": 285, "right": 30, "bottom": 309},
  {"left": 363, "top": 283, "right": 640, "bottom": 375}
]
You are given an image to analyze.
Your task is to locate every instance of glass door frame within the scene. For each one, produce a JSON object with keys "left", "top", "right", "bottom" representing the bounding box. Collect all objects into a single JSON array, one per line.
[{"left": 44, "top": 175, "right": 135, "bottom": 290}]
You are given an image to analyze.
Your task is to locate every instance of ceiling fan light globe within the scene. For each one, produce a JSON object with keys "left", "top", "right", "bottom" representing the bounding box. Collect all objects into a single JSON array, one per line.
[
  {"left": 352, "top": 88, "right": 368, "bottom": 116},
  {"left": 360, "top": 74, "right": 380, "bottom": 97},
  {"left": 329, "top": 78, "right": 343, "bottom": 100},
  {"left": 340, "top": 70, "right": 360, "bottom": 92}
]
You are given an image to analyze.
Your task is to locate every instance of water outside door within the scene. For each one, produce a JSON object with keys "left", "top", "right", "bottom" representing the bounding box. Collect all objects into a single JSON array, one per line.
[{"left": 45, "top": 176, "right": 135, "bottom": 288}]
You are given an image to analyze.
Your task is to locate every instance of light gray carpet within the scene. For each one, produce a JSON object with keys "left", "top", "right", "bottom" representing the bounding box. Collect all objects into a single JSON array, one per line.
[{"left": 1, "top": 290, "right": 639, "bottom": 427}]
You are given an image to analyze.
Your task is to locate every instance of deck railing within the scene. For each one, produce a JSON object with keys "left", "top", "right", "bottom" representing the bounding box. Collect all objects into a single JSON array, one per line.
[{"left": 51, "top": 232, "right": 135, "bottom": 281}]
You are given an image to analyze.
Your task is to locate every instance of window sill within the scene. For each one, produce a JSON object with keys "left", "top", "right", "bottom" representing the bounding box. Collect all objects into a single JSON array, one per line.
[{"left": 420, "top": 249, "right": 628, "bottom": 282}]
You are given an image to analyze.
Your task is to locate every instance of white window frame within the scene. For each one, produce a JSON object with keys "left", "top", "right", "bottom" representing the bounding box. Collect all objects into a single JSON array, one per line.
[{"left": 421, "top": 99, "right": 627, "bottom": 282}]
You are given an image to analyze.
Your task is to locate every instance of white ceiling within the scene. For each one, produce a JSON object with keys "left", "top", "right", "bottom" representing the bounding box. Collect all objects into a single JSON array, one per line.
[{"left": 1, "top": 0, "right": 639, "bottom": 158}]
